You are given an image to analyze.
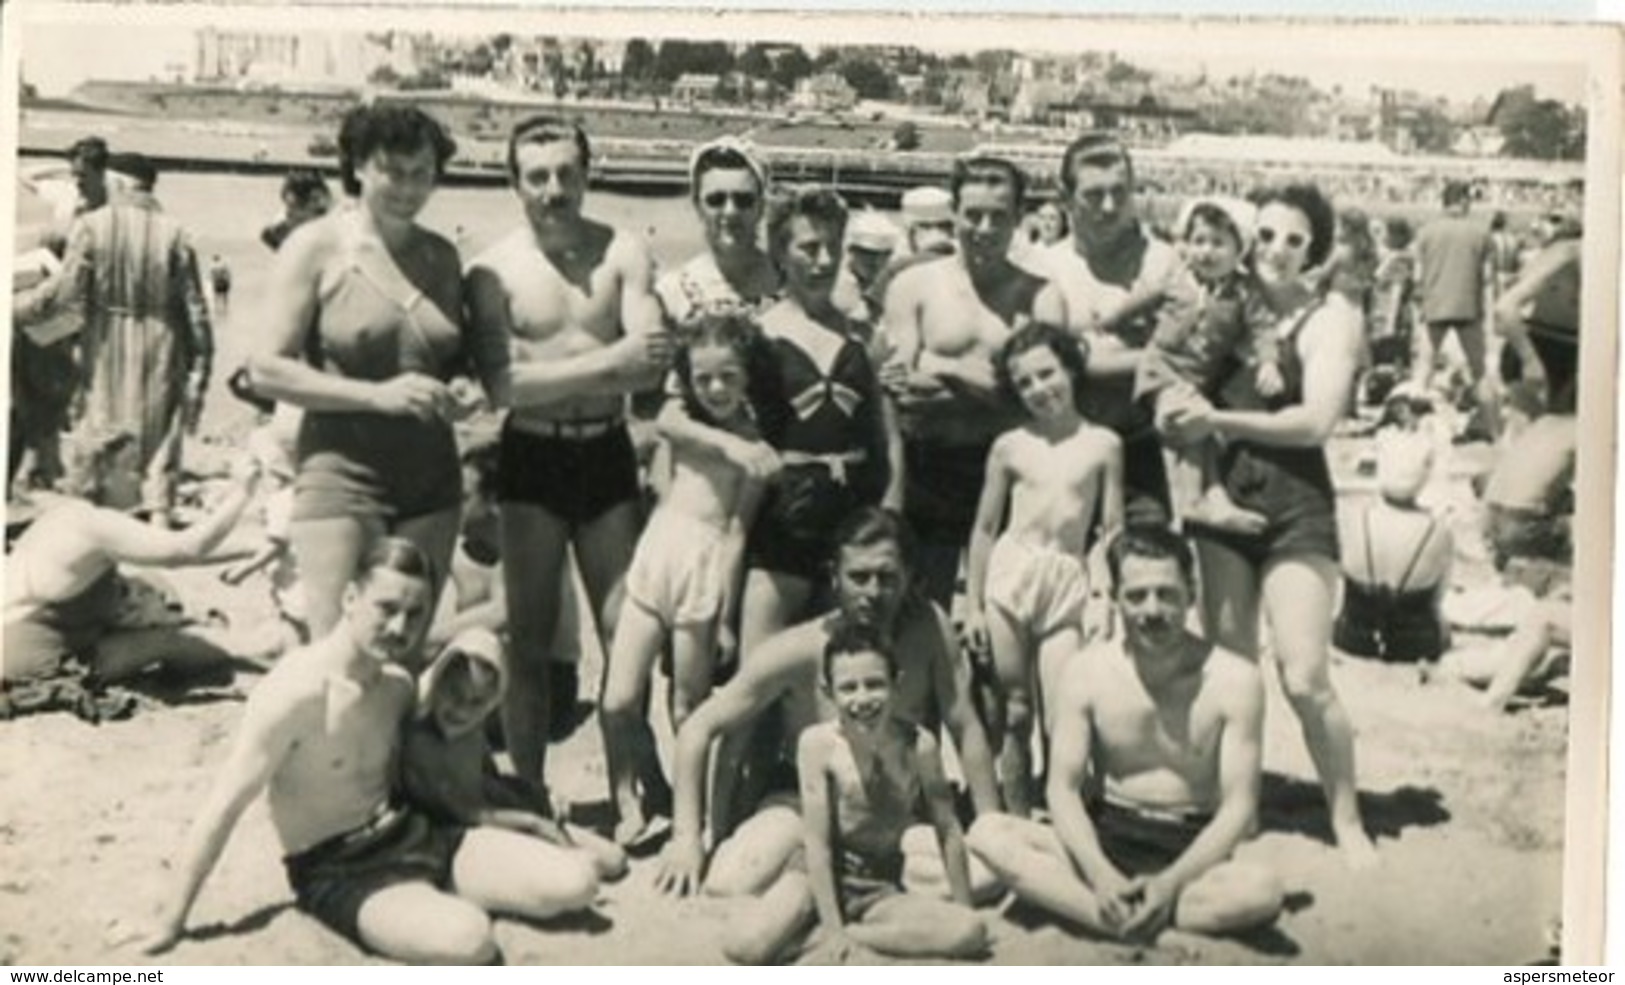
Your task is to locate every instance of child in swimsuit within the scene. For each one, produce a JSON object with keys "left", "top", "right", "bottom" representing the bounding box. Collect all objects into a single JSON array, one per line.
[
  {"left": 1136, "top": 197, "right": 1283, "bottom": 535},
  {"left": 722, "top": 623, "right": 988, "bottom": 965},
  {"left": 964, "top": 323, "right": 1123, "bottom": 817},
  {"left": 600, "top": 312, "right": 772, "bottom": 846},
  {"left": 400, "top": 628, "right": 626, "bottom": 881}
]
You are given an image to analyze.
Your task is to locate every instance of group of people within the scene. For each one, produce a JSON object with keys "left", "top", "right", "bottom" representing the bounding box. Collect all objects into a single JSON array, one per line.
[{"left": 4, "top": 101, "right": 1583, "bottom": 965}]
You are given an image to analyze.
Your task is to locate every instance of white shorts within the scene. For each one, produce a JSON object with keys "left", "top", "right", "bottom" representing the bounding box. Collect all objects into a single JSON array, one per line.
[
  {"left": 984, "top": 535, "right": 1088, "bottom": 638},
  {"left": 625, "top": 509, "right": 728, "bottom": 628}
]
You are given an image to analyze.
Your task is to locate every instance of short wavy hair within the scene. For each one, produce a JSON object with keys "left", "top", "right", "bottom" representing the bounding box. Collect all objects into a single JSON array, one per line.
[
  {"left": 506, "top": 114, "right": 591, "bottom": 179},
  {"left": 337, "top": 103, "right": 457, "bottom": 197},
  {"left": 764, "top": 184, "right": 848, "bottom": 273},
  {"left": 994, "top": 321, "right": 1090, "bottom": 417},
  {"left": 1250, "top": 182, "right": 1337, "bottom": 271}
]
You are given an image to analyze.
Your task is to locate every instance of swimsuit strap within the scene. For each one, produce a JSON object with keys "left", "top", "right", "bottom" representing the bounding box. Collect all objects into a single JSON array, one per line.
[
  {"left": 1361, "top": 506, "right": 1378, "bottom": 589},
  {"left": 1392, "top": 515, "right": 1438, "bottom": 596}
]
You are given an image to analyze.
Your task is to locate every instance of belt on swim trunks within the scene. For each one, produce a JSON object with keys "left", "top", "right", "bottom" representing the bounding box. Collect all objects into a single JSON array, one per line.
[
  {"left": 509, "top": 415, "right": 624, "bottom": 440},
  {"left": 1097, "top": 792, "right": 1213, "bottom": 828},
  {"left": 780, "top": 449, "right": 868, "bottom": 485},
  {"left": 293, "top": 802, "right": 410, "bottom": 861}
]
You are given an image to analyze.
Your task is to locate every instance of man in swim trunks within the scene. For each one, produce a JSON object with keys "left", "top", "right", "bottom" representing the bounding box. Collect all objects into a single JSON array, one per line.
[
  {"left": 968, "top": 525, "right": 1282, "bottom": 941},
  {"left": 1037, "top": 133, "right": 1186, "bottom": 527},
  {"left": 132, "top": 538, "right": 599, "bottom": 963},
  {"left": 465, "top": 116, "right": 671, "bottom": 800},
  {"left": 653, "top": 507, "right": 999, "bottom": 900},
  {"left": 880, "top": 157, "right": 1065, "bottom": 607}
]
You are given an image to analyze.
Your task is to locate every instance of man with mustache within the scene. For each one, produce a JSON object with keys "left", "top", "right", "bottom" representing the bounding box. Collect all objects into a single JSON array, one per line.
[
  {"left": 968, "top": 525, "right": 1283, "bottom": 942},
  {"left": 466, "top": 116, "right": 672, "bottom": 805}
]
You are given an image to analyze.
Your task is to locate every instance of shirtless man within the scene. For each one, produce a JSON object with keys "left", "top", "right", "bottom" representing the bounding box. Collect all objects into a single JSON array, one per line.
[
  {"left": 968, "top": 526, "right": 1282, "bottom": 941},
  {"left": 881, "top": 157, "right": 1066, "bottom": 606},
  {"left": 466, "top": 116, "right": 671, "bottom": 797},
  {"left": 132, "top": 538, "right": 599, "bottom": 963},
  {"left": 1038, "top": 133, "right": 1187, "bottom": 527},
  {"left": 653, "top": 507, "right": 999, "bottom": 900}
]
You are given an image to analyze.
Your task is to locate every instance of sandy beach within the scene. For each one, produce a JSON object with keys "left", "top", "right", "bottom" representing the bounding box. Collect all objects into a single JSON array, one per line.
[{"left": 0, "top": 169, "right": 1572, "bottom": 966}]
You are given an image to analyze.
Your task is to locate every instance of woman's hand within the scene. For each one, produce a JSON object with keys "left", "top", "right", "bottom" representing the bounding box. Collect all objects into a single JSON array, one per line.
[
  {"left": 369, "top": 373, "right": 453, "bottom": 421},
  {"left": 1159, "top": 389, "right": 1219, "bottom": 444}
]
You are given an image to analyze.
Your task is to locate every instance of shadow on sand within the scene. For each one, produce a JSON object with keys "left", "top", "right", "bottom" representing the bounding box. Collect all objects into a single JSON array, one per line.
[{"left": 1260, "top": 773, "right": 1450, "bottom": 845}]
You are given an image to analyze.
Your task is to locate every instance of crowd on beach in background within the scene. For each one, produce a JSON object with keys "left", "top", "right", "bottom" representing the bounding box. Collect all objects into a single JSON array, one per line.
[{"left": 5, "top": 101, "right": 1581, "bottom": 965}]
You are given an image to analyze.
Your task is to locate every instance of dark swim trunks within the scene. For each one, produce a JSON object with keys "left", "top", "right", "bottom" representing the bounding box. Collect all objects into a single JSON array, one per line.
[
  {"left": 786, "top": 844, "right": 905, "bottom": 921},
  {"left": 1091, "top": 798, "right": 1212, "bottom": 877},
  {"left": 903, "top": 439, "right": 991, "bottom": 547},
  {"left": 283, "top": 805, "right": 467, "bottom": 950},
  {"left": 1185, "top": 442, "right": 1340, "bottom": 568},
  {"left": 496, "top": 419, "right": 641, "bottom": 527}
]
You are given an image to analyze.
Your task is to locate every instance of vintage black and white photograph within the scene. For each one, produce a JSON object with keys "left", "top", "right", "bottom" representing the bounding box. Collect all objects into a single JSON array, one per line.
[{"left": 2, "top": 2, "right": 1620, "bottom": 967}]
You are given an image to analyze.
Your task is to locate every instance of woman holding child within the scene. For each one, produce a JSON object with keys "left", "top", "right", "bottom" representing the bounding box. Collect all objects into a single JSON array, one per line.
[
  {"left": 248, "top": 103, "right": 506, "bottom": 639},
  {"left": 1162, "top": 182, "right": 1376, "bottom": 866}
]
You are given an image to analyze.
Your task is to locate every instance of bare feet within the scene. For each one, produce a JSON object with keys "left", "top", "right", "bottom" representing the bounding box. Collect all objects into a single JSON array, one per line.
[
  {"left": 1335, "top": 825, "right": 1379, "bottom": 870},
  {"left": 1184, "top": 488, "right": 1269, "bottom": 535}
]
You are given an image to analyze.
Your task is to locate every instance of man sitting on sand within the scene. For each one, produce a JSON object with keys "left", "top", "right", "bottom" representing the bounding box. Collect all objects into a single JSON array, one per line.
[
  {"left": 133, "top": 538, "right": 599, "bottom": 964},
  {"left": 654, "top": 507, "right": 999, "bottom": 901},
  {"left": 968, "top": 525, "right": 1282, "bottom": 942}
]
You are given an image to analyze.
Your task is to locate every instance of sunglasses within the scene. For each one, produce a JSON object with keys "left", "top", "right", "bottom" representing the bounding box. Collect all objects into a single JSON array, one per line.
[
  {"left": 1256, "top": 227, "right": 1308, "bottom": 250},
  {"left": 702, "top": 190, "right": 759, "bottom": 211}
]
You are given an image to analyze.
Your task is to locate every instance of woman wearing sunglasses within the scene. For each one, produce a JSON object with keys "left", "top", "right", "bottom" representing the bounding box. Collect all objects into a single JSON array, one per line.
[
  {"left": 656, "top": 137, "right": 781, "bottom": 328},
  {"left": 1161, "top": 182, "right": 1376, "bottom": 868}
]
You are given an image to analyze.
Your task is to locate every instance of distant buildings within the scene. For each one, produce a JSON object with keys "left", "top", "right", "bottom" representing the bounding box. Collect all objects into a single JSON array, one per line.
[
  {"left": 194, "top": 28, "right": 376, "bottom": 87},
  {"left": 792, "top": 72, "right": 858, "bottom": 112}
]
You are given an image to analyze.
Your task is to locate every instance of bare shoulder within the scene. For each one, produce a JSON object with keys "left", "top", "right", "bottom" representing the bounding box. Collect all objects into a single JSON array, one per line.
[
  {"left": 604, "top": 222, "right": 654, "bottom": 272},
  {"left": 1060, "top": 638, "right": 1117, "bottom": 707},
  {"left": 468, "top": 228, "right": 529, "bottom": 276},
  {"left": 891, "top": 253, "right": 954, "bottom": 294},
  {"left": 278, "top": 213, "right": 343, "bottom": 273},
  {"left": 797, "top": 720, "right": 841, "bottom": 763}
]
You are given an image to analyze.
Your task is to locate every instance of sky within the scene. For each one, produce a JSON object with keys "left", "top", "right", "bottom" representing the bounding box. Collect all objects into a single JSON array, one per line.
[{"left": 11, "top": 8, "right": 1597, "bottom": 107}]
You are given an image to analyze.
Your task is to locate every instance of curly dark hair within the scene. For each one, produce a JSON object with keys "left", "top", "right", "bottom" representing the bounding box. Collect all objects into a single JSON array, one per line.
[
  {"left": 671, "top": 311, "right": 784, "bottom": 435},
  {"left": 994, "top": 321, "right": 1090, "bottom": 417},
  {"left": 336, "top": 102, "right": 457, "bottom": 197},
  {"left": 1250, "top": 182, "right": 1337, "bottom": 271}
]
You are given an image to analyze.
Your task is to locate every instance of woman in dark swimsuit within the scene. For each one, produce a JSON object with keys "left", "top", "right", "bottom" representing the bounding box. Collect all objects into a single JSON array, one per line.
[
  {"left": 249, "top": 104, "right": 506, "bottom": 640},
  {"left": 1164, "top": 182, "right": 1376, "bottom": 866},
  {"left": 743, "top": 186, "right": 898, "bottom": 651}
]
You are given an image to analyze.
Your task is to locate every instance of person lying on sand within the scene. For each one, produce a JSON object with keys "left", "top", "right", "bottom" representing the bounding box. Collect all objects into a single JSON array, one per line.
[{"left": 4, "top": 428, "right": 260, "bottom": 688}]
